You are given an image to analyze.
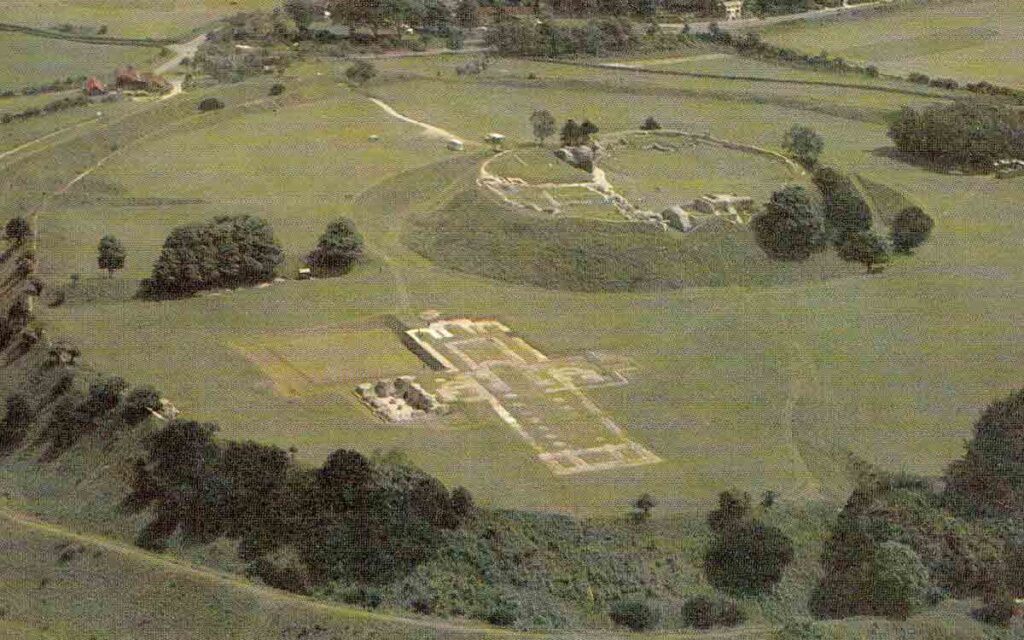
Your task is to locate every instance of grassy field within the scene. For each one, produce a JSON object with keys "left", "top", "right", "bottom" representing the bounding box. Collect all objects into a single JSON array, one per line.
[
  {"left": 0, "top": 32, "right": 160, "bottom": 92},
  {"left": 0, "top": 49, "right": 1013, "bottom": 524},
  {"left": 756, "top": 0, "right": 1024, "bottom": 87},
  {"left": 2, "top": 0, "right": 280, "bottom": 39}
]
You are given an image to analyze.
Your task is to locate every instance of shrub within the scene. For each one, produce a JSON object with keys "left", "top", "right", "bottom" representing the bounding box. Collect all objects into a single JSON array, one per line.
[
  {"left": 609, "top": 599, "right": 659, "bottom": 631},
  {"left": 345, "top": 60, "right": 377, "bottom": 85},
  {"left": 705, "top": 521, "right": 794, "bottom": 596},
  {"left": 269, "top": 83, "right": 285, "bottom": 96},
  {"left": 0, "top": 394, "right": 32, "bottom": 450},
  {"left": 198, "top": 97, "right": 225, "bottom": 112},
  {"left": 640, "top": 116, "right": 661, "bottom": 130},
  {"left": 5, "top": 217, "right": 31, "bottom": 245},
  {"left": 485, "top": 602, "right": 517, "bottom": 626},
  {"left": 339, "top": 585, "right": 384, "bottom": 609},
  {"left": 681, "top": 594, "right": 745, "bottom": 629},
  {"left": 972, "top": 594, "right": 1015, "bottom": 626},
  {"left": 121, "top": 385, "right": 162, "bottom": 425},
  {"left": 249, "top": 547, "right": 312, "bottom": 594},
  {"left": 890, "top": 206, "right": 934, "bottom": 254}
]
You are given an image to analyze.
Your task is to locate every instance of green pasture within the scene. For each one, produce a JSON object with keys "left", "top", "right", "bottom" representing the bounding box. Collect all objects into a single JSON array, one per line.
[
  {"left": 600, "top": 133, "right": 804, "bottom": 211},
  {"left": 0, "top": 32, "right": 159, "bottom": 92},
  {"left": 757, "top": 0, "right": 1024, "bottom": 86},
  {"left": 5, "top": 53, "right": 1017, "bottom": 519},
  {"left": 2, "top": 0, "right": 280, "bottom": 39}
]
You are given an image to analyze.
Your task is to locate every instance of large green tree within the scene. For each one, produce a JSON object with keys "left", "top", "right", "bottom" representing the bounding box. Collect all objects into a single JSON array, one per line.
[
  {"left": 306, "top": 218, "right": 364, "bottom": 275},
  {"left": 97, "top": 235, "right": 126, "bottom": 277},
  {"left": 836, "top": 230, "right": 889, "bottom": 273},
  {"left": 891, "top": 206, "right": 934, "bottom": 254},
  {"left": 812, "top": 167, "right": 872, "bottom": 242},
  {"left": 704, "top": 521, "right": 794, "bottom": 596},
  {"left": 782, "top": 125, "right": 824, "bottom": 169},
  {"left": 750, "top": 185, "right": 827, "bottom": 261},
  {"left": 530, "top": 109, "right": 556, "bottom": 145}
]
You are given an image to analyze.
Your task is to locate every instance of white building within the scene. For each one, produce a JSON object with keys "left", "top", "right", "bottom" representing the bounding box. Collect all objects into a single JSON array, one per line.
[{"left": 721, "top": 0, "right": 743, "bottom": 20}]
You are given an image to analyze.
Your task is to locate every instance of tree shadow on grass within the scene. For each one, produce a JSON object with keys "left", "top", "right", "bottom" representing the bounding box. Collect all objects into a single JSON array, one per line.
[{"left": 870, "top": 146, "right": 990, "bottom": 176}]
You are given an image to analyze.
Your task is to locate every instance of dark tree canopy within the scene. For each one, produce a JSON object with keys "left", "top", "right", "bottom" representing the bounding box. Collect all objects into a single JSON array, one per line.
[
  {"left": 812, "top": 167, "right": 872, "bottom": 241},
  {"left": 97, "top": 234, "right": 126, "bottom": 276},
  {"left": 836, "top": 230, "right": 889, "bottom": 273},
  {"left": 751, "top": 185, "right": 827, "bottom": 261},
  {"left": 891, "top": 206, "right": 934, "bottom": 254},
  {"left": 704, "top": 521, "right": 794, "bottom": 595},
  {"left": 888, "top": 101, "right": 1024, "bottom": 171},
  {"left": 306, "top": 218, "right": 364, "bottom": 275},
  {"left": 707, "top": 489, "right": 751, "bottom": 535},
  {"left": 139, "top": 215, "right": 283, "bottom": 299},
  {"left": 455, "top": 0, "right": 480, "bottom": 27},
  {"left": 0, "top": 393, "right": 32, "bottom": 450},
  {"left": 5, "top": 217, "right": 31, "bottom": 245},
  {"left": 782, "top": 124, "right": 824, "bottom": 168},
  {"left": 121, "top": 385, "right": 163, "bottom": 425},
  {"left": 947, "top": 388, "right": 1024, "bottom": 518},
  {"left": 609, "top": 599, "right": 659, "bottom": 631}
]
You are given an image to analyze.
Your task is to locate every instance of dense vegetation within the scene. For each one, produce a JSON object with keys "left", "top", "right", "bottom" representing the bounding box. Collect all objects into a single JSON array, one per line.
[
  {"left": 485, "top": 17, "right": 684, "bottom": 57},
  {"left": 138, "top": 215, "right": 283, "bottom": 299},
  {"left": 887, "top": 101, "right": 1024, "bottom": 172},
  {"left": 306, "top": 218, "right": 364, "bottom": 275}
]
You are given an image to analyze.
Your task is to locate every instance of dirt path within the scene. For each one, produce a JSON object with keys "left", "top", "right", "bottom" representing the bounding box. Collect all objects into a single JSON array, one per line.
[{"left": 368, "top": 97, "right": 464, "bottom": 142}]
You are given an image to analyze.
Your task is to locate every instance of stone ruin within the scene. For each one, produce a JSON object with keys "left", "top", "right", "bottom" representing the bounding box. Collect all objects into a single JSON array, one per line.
[
  {"left": 554, "top": 145, "right": 596, "bottom": 171},
  {"left": 356, "top": 376, "right": 449, "bottom": 422},
  {"left": 661, "top": 194, "right": 755, "bottom": 232}
]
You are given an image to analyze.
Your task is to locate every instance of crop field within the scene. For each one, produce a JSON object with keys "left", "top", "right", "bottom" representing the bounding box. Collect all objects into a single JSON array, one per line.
[
  {"left": 0, "top": 46, "right": 1011, "bottom": 522},
  {"left": 2, "top": 0, "right": 281, "bottom": 39},
  {"left": 0, "top": 32, "right": 159, "bottom": 92},
  {"left": 757, "top": 0, "right": 1024, "bottom": 86}
]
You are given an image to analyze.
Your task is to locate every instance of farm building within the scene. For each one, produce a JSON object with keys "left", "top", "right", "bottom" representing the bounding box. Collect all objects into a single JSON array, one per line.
[
  {"left": 115, "top": 66, "right": 171, "bottom": 93},
  {"left": 84, "top": 76, "right": 107, "bottom": 96}
]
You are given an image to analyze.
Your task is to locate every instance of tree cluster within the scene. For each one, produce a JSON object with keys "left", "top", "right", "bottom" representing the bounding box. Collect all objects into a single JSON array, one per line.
[
  {"left": 560, "top": 118, "right": 599, "bottom": 146},
  {"left": 486, "top": 17, "right": 681, "bottom": 58},
  {"left": 139, "top": 215, "right": 284, "bottom": 299},
  {"left": 130, "top": 425, "right": 475, "bottom": 588},
  {"left": 888, "top": 101, "right": 1024, "bottom": 171},
  {"left": 703, "top": 490, "right": 794, "bottom": 596}
]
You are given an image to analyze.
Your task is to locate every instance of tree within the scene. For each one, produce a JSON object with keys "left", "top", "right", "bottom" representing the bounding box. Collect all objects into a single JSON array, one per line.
[
  {"left": 5, "top": 217, "right": 30, "bottom": 245},
  {"left": 579, "top": 119, "right": 599, "bottom": 143},
  {"left": 887, "top": 101, "right": 1024, "bottom": 171},
  {"left": 705, "top": 521, "right": 794, "bottom": 596},
  {"left": 811, "top": 167, "right": 871, "bottom": 241},
  {"left": 837, "top": 230, "right": 889, "bottom": 273},
  {"left": 946, "top": 388, "right": 1024, "bottom": 517},
  {"left": 283, "top": 0, "right": 318, "bottom": 27},
  {"left": 640, "top": 116, "right": 661, "bottom": 130},
  {"left": 681, "top": 595, "right": 745, "bottom": 629},
  {"left": 529, "top": 109, "right": 556, "bottom": 145},
  {"left": 631, "top": 492, "right": 656, "bottom": 523},
  {"left": 455, "top": 0, "right": 480, "bottom": 28},
  {"left": 708, "top": 490, "right": 751, "bottom": 535},
  {"left": 97, "top": 235, "right": 126, "bottom": 277},
  {"left": 751, "top": 186, "right": 827, "bottom": 261},
  {"left": 782, "top": 125, "right": 824, "bottom": 169},
  {"left": 0, "top": 393, "right": 32, "bottom": 450},
  {"left": 890, "top": 206, "right": 934, "bottom": 254},
  {"left": 345, "top": 60, "right": 377, "bottom": 85},
  {"left": 82, "top": 376, "right": 129, "bottom": 418},
  {"left": 198, "top": 97, "right": 224, "bottom": 111},
  {"left": 121, "top": 385, "right": 162, "bottom": 425},
  {"left": 306, "top": 218, "right": 364, "bottom": 275},
  {"left": 560, "top": 119, "right": 582, "bottom": 146},
  {"left": 609, "top": 599, "right": 659, "bottom": 631}
]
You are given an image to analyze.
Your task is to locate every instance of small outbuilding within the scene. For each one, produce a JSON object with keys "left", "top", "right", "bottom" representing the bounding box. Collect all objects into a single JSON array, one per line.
[
  {"left": 84, "top": 76, "right": 107, "bottom": 96},
  {"left": 297, "top": 267, "right": 312, "bottom": 279}
]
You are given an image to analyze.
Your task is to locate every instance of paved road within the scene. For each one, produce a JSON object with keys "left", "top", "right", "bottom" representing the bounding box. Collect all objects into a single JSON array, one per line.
[{"left": 660, "top": 0, "right": 889, "bottom": 32}]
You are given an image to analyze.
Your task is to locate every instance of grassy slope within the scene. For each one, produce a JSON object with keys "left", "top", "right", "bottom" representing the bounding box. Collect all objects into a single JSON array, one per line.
[
  {"left": 756, "top": 0, "right": 1024, "bottom": 87},
  {"left": 1, "top": 0, "right": 281, "bottom": 39},
  {"left": 8, "top": 55, "right": 1016, "bottom": 519},
  {"left": 0, "top": 32, "right": 159, "bottom": 93}
]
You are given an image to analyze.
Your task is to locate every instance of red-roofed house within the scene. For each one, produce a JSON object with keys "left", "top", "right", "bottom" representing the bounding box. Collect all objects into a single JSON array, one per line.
[{"left": 84, "top": 76, "right": 107, "bottom": 96}]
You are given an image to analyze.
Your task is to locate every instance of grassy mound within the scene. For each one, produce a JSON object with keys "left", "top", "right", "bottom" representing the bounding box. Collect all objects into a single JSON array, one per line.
[{"left": 407, "top": 186, "right": 850, "bottom": 292}]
